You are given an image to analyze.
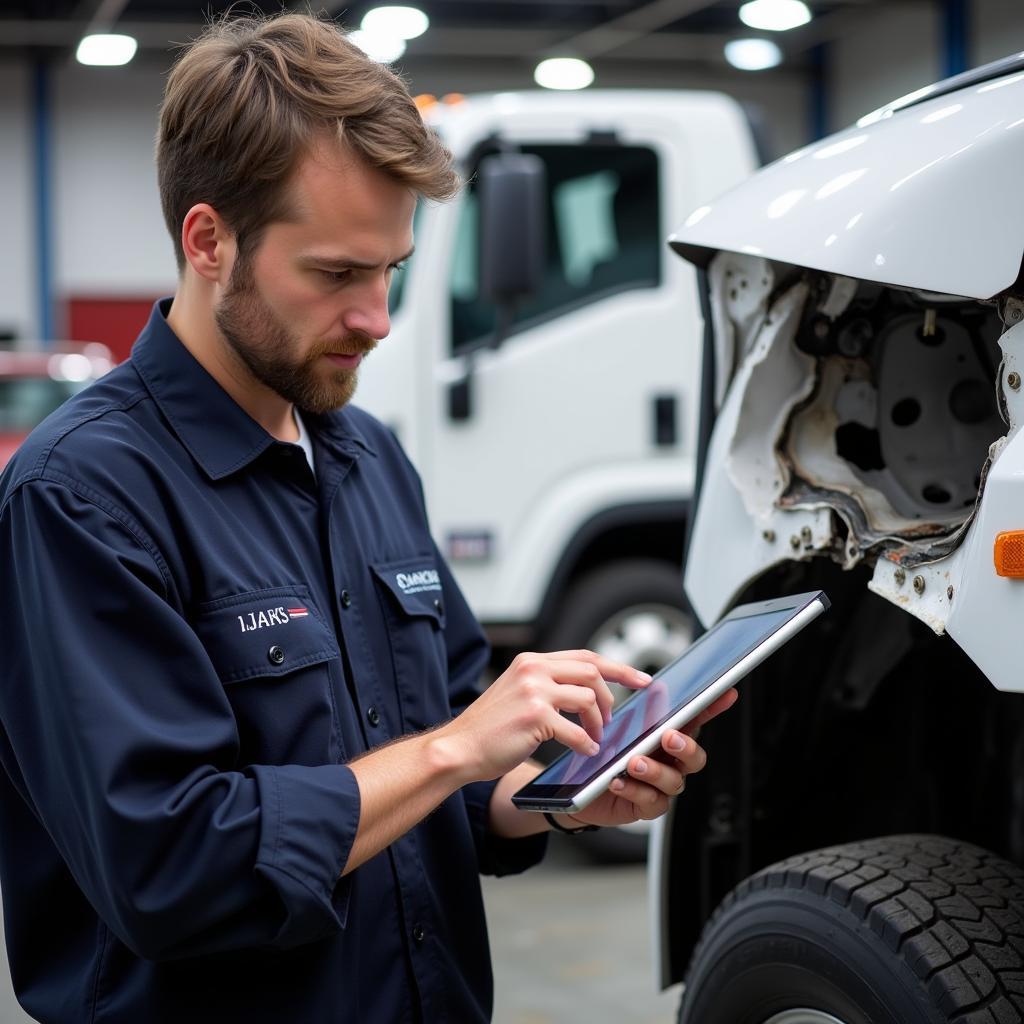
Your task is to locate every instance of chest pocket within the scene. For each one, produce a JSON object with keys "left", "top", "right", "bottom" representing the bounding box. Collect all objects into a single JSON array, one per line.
[
  {"left": 370, "top": 557, "right": 451, "bottom": 732},
  {"left": 194, "top": 586, "right": 342, "bottom": 765}
]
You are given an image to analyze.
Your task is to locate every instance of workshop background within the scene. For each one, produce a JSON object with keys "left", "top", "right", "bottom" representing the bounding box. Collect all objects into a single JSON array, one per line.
[
  {"left": 2, "top": 2, "right": 1024, "bottom": 1023},
  {"left": 1, "top": 0, "right": 1021, "bottom": 348}
]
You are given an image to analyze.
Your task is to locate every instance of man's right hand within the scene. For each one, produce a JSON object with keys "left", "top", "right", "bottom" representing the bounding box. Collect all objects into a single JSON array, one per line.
[
  {"left": 344, "top": 649, "right": 650, "bottom": 875},
  {"left": 437, "top": 650, "right": 652, "bottom": 784}
]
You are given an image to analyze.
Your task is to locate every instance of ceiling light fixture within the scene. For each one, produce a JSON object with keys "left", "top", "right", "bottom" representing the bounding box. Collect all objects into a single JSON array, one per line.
[
  {"left": 534, "top": 57, "right": 595, "bottom": 91},
  {"left": 348, "top": 29, "right": 407, "bottom": 64},
  {"left": 739, "top": 0, "right": 812, "bottom": 32},
  {"left": 724, "top": 38, "right": 783, "bottom": 71},
  {"left": 361, "top": 6, "right": 429, "bottom": 41},
  {"left": 75, "top": 33, "right": 137, "bottom": 67}
]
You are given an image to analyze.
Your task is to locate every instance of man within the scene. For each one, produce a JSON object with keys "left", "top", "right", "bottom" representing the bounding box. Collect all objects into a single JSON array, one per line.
[{"left": 0, "top": 13, "right": 735, "bottom": 1023}]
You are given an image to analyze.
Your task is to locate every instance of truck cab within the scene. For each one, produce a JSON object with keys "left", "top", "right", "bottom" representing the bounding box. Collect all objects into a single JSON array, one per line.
[{"left": 356, "top": 90, "right": 758, "bottom": 684}]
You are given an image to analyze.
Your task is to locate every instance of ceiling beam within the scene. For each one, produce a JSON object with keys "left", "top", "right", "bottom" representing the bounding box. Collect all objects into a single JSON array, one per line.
[
  {"left": 71, "top": 0, "right": 132, "bottom": 32},
  {"left": 552, "top": 0, "right": 721, "bottom": 59},
  {"left": 412, "top": 26, "right": 734, "bottom": 62},
  {"left": 9, "top": 2, "right": 901, "bottom": 67},
  {"left": 0, "top": 20, "right": 199, "bottom": 49},
  {"left": 0, "top": 19, "right": 738, "bottom": 64},
  {"left": 781, "top": 0, "right": 932, "bottom": 55}
]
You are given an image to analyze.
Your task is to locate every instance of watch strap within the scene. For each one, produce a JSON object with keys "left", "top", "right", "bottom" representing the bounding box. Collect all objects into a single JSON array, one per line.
[{"left": 543, "top": 811, "right": 599, "bottom": 835}]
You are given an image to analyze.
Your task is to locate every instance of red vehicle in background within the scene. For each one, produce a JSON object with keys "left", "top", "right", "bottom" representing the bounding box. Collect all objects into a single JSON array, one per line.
[{"left": 0, "top": 343, "right": 114, "bottom": 469}]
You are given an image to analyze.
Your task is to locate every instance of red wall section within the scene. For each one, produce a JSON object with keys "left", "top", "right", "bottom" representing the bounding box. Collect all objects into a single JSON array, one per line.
[{"left": 67, "top": 297, "right": 162, "bottom": 364}]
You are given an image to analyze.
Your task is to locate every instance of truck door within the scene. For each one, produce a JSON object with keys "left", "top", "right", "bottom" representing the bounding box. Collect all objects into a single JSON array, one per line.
[{"left": 425, "top": 140, "right": 688, "bottom": 629}]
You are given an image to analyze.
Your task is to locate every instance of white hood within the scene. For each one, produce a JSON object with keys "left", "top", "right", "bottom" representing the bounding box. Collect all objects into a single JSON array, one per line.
[{"left": 671, "top": 56, "right": 1024, "bottom": 300}]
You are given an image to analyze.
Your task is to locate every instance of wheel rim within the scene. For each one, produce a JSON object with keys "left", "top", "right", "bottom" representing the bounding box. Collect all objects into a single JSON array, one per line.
[
  {"left": 761, "top": 1011, "right": 851, "bottom": 1024},
  {"left": 588, "top": 602, "right": 694, "bottom": 702}
]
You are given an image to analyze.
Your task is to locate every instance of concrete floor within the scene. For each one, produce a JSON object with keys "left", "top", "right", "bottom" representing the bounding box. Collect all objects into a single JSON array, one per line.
[
  {"left": 0, "top": 910, "right": 30, "bottom": 1023},
  {"left": 0, "top": 836, "right": 681, "bottom": 1024},
  {"left": 483, "top": 836, "right": 682, "bottom": 1024}
]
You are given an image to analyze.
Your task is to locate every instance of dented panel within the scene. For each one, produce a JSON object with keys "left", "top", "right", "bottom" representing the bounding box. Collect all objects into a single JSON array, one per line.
[
  {"left": 685, "top": 258, "right": 837, "bottom": 626},
  {"left": 726, "top": 282, "right": 814, "bottom": 516},
  {"left": 686, "top": 245, "right": 1024, "bottom": 692}
]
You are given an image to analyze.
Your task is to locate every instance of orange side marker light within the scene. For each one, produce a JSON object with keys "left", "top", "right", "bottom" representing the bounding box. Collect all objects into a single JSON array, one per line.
[{"left": 994, "top": 531, "right": 1024, "bottom": 577}]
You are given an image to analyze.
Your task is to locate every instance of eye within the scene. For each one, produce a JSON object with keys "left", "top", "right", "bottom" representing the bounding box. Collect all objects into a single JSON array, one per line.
[
  {"left": 319, "top": 269, "right": 351, "bottom": 284},
  {"left": 388, "top": 261, "right": 408, "bottom": 275}
]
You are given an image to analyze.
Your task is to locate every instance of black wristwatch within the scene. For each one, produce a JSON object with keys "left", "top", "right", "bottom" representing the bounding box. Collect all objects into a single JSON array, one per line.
[{"left": 543, "top": 812, "right": 599, "bottom": 835}]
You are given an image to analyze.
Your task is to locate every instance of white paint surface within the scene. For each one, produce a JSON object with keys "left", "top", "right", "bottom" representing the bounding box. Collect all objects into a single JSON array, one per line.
[{"left": 671, "top": 68, "right": 1024, "bottom": 300}]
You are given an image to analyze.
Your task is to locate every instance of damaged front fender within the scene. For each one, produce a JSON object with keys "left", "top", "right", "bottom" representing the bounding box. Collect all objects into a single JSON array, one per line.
[{"left": 685, "top": 253, "right": 1024, "bottom": 693}]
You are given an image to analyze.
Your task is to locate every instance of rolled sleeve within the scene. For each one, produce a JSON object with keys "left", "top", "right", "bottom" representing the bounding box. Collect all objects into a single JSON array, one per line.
[{"left": 252, "top": 762, "right": 360, "bottom": 940}]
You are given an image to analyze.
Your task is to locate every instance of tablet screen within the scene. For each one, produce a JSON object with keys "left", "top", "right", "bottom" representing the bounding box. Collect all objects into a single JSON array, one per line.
[{"left": 530, "top": 605, "right": 797, "bottom": 790}]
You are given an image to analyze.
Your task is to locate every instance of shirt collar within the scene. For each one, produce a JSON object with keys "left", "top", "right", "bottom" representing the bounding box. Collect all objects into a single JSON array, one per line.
[{"left": 131, "top": 299, "right": 376, "bottom": 480}]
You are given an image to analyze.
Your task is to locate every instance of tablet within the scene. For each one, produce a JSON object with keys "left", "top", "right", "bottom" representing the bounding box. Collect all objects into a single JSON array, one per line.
[{"left": 511, "top": 590, "right": 829, "bottom": 814}]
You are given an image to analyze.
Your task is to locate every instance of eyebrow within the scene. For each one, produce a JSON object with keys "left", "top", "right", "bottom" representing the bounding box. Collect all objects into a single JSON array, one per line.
[{"left": 299, "top": 246, "right": 415, "bottom": 272}]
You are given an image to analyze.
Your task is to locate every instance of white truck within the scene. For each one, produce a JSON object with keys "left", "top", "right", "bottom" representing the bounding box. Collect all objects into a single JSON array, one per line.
[
  {"left": 652, "top": 53, "right": 1024, "bottom": 1023},
  {"left": 356, "top": 91, "right": 759, "bottom": 833}
]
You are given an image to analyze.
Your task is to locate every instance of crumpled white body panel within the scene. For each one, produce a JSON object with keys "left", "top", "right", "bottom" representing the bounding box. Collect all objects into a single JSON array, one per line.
[{"left": 670, "top": 70, "right": 1024, "bottom": 300}]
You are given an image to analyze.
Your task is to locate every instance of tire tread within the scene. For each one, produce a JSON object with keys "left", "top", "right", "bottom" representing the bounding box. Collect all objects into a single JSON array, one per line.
[{"left": 685, "top": 835, "right": 1024, "bottom": 1022}]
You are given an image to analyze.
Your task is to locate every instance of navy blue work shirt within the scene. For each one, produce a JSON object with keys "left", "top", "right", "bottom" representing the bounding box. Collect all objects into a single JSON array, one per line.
[{"left": 0, "top": 300, "right": 546, "bottom": 1023}]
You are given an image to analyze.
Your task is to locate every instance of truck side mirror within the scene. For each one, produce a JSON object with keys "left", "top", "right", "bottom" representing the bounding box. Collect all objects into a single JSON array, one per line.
[
  {"left": 448, "top": 152, "right": 546, "bottom": 424},
  {"left": 477, "top": 152, "right": 546, "bottom": 318}
]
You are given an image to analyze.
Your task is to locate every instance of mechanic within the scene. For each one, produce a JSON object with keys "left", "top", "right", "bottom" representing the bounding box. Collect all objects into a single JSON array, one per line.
[{"left": 0, "top": 13, "right": 736, "bottom": 1023}]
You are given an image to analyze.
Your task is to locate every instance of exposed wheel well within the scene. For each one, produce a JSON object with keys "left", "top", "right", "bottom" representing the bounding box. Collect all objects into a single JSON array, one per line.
[{"left": 659, "top": 557, "right": 1024, "bottom": 985}]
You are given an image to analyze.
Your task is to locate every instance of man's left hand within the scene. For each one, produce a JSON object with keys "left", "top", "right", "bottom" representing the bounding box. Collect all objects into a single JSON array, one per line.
[{"left": 567, "top": 687, "right": 738, "bottom": 829}]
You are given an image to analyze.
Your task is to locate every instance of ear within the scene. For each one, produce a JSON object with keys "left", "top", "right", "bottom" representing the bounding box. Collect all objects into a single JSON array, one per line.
[{"left": 180, "top": 203, "right": 237, "bottom": 285}]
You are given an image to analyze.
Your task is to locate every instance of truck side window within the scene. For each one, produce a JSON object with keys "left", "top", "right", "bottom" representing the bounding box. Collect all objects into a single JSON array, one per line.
[{"left": 450, "top": 144, "right": 660, "bottom": 355}]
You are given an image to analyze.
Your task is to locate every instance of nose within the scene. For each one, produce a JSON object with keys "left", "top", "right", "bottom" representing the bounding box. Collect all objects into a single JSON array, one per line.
[{"left": 342, "top": 276, "right": 392, "bottom": 341}]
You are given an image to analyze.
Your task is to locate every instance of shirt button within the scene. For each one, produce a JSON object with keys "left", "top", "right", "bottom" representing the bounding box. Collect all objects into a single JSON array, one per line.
[
  {"left": 367, "top": 706, "right": 381, "bottom": 727},
  {"left": 267, "top": 645, "right": 285, "bottom": 666},
  {"left": 340, "top": 590, "right": 352, "bottom": 609},
  {"left": 412, "top": 923, "right": 425, "bottom": 944},
  {"left": 433, "top": 599, "right": 443, "bottom": 616}
]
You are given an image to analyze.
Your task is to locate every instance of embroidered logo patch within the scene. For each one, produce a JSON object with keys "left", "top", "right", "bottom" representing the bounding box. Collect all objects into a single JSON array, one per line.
[
  {"left": 395, "top": 569, "right": 441, "bottom": 595},
  {"left": 237, "top": 605, "right": 307, "bottom": 632}
]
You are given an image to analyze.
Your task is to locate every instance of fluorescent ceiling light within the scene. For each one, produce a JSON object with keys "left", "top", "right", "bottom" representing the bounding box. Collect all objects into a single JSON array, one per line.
[
  {"left": 348, "top": 29, "right": 406, "bottom": 64},
  {"left": 534, "top": 57, "right": 594, "bottom": 91},
  {"left": 725, "top": 38, "right": 783, "bottom": 71},
  {"left": 75, "top": 33, "right": 137, "bottom": 66},
  {"left": 361, "top": 6, "right": 429, "bottom": 40},
  {"left": 739, "top": 0, "right": 812, "bottom": 32}
]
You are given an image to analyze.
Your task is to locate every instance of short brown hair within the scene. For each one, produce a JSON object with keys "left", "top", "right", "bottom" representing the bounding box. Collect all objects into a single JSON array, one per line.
[{"left": 157, "top": 12, "right": 458, "bottom": 270}]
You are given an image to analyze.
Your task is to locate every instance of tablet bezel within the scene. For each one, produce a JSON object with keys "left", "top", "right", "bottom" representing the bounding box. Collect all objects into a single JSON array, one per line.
[{"left": 511, "top": 590, "right": 829, "bottom": 814}]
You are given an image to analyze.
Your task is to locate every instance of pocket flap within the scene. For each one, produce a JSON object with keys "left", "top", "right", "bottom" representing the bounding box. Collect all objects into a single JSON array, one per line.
[
  {"left": 194, "top": 586, "right": 338, "bottom": 683},
  {"left": 371, "top": 557, "right": 446, "bottom": 626}
]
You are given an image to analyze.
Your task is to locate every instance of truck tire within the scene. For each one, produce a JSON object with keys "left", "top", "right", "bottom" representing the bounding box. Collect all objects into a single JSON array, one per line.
[
  {"left": 678, "top": 834, "right": 1024, "bottom": 1024},
  {"left": 542, "top": 559, "right": 695, "bottom": 863}
]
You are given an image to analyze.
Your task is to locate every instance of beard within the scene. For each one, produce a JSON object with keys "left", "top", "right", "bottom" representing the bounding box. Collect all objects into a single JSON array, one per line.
[{"left": 214, "top": 258, "right": 376, "bottom": 415}]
